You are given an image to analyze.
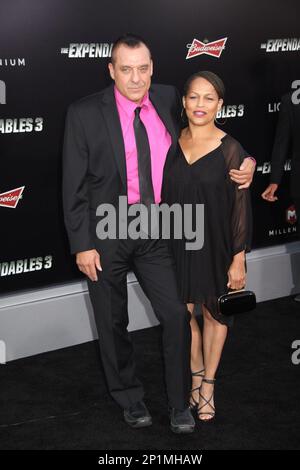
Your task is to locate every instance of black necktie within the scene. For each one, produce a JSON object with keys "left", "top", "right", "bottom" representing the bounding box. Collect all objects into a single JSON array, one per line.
[{"left": 133, "top": 107, "right": 155, "bottom": 206}]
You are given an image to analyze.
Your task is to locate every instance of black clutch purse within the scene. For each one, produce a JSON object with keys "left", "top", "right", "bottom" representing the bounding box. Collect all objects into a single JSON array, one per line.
[{"left": 218, "top": 289, "right": 256, "bottom": 316}]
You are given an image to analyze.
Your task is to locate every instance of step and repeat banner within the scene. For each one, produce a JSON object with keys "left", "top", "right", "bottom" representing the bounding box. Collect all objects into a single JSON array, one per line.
[{"left": 1, "top": 0, "right": 300, "bottom": 293}]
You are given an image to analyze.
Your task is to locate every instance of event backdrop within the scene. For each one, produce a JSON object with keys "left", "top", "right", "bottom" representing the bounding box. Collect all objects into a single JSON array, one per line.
[{"left": 1, "top": 0, "right": 300, "bottom": 293}]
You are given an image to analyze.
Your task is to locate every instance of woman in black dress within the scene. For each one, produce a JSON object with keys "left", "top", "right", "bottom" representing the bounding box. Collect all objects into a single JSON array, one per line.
[{"left": 162, "top": 71, "right": 252, "bottom": 421}]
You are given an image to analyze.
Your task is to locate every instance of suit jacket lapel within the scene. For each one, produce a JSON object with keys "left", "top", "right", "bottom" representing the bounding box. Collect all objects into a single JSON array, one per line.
[
  {"left": 149, "top": 86, "right": 178, "bottom": 147},
  {"left": 100, "top": 84, "right": 127, "bottom": 190},
  {"left": 99, "top": 84, "right": 179, "bottom": 191}
]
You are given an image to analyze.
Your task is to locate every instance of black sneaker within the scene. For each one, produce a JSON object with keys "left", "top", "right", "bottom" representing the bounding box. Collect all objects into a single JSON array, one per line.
[
  {"left": 170, "top": 407, "right": 195, "bottom": 434},
  {"left": 123, "top": 401, "right": 152, "bottom": 428}
]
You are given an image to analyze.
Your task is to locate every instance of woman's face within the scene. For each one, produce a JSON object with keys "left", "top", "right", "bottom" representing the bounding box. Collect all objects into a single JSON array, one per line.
[{"left": 183, "top": 77, "right": 223, "bottom": 127}]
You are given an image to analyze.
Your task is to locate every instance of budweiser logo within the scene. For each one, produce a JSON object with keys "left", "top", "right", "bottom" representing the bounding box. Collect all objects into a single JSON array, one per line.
[
  {"left": 186, "top": 37, "right": 227, "bottom": 59},
  {"left": 0, "top": 186, "right": 24, "bottom": 208}
]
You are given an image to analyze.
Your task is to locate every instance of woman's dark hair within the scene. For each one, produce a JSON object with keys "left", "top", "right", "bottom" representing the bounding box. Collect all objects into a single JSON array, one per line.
[
  {"left": 183, "top": 71, "right": 225, "bottom": 100},
  {"left": 111, "top": 33, "right": 152, "bottom": 64}
]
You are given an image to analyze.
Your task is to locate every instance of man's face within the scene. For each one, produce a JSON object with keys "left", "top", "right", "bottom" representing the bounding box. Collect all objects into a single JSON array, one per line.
[{"left": 108, "top": 44, "right": 153, "bottom": 103}]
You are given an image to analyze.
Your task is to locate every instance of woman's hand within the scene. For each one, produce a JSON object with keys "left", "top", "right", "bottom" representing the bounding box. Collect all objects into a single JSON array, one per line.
[{"left": 227, "top": 252, "right": 246, "bottom": 290}]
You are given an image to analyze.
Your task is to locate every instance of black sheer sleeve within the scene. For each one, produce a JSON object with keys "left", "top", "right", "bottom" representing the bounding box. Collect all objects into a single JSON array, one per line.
[{"left": 222, "top": 136, "right": 253, "bottom": 256}]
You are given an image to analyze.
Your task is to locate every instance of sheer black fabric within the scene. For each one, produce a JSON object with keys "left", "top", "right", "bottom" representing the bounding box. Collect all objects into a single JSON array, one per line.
[{"left": 162, "top": 134, "right": 252, "bottom": 326}]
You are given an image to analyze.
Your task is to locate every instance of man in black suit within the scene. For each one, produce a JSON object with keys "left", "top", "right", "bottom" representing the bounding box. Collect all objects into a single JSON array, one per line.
[
  {"left": 63, "top": 34, "right": 255, "bottom": 433},
  {"left": 262, "top": 90, "right": 300, "bottom": 299}
]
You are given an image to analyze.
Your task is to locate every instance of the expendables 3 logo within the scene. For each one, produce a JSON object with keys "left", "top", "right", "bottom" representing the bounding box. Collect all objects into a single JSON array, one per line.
[{"left": 61, "top": 43, "right": 113, "bottom": 58}]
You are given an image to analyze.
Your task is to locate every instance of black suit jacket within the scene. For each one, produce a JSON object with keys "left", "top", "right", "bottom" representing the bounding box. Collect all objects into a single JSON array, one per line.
[
  {"left": 62, "top": 83, "right": 182, "bottom": 254},
  {"left": 270, "top": 91, "right": 300, "bottom": 198}
]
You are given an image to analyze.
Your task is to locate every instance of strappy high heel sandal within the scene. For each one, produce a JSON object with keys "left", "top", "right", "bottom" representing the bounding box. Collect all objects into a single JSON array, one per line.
[
  {"left": 198, "top": 378, "right": 216, "bottom": 422},
  {"left": 189, "top": 368, "right": 205, "bottom": 411}
]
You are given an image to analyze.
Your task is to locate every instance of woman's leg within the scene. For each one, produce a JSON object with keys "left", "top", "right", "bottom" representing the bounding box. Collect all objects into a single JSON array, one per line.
[
  {"left": 199, "top": 304, "right": 228, "bottom": 420},
  {"left": 187, "top": 303, "right": 205, "bottom": 405}
]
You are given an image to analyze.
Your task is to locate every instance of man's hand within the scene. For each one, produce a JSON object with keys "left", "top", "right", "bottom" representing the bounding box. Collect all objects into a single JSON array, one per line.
[
  {"left": 229, "top": 158, "right": 255, "bottom": 189},
  {"left": 76, "top": 249, "right": 102, "bottom": 282},
  {"left": 261, "top": 183, "right": 279, "bottom": 202}
]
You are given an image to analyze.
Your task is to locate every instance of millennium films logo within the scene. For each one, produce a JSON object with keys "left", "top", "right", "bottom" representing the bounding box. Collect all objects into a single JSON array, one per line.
[
  {"left": 268, "top": 205, "right": 297, "bottom": 238},
  {"left": 186, "top": 37, "right": 227, "bottom": 59},
  {"left": 0, "top": 57, "right": 25, "bottom": 67},
  {"left": 0, "top": 186, "right": 25, "bottom": 208},
  {"left": 0, "top": 79, "right": 6, "bottom": 104},
  {"left": 286, "top": 204, "right": 297, "bottom": 225},
  {"left": 61, "top": 43, "right": 113, "bottom": 59},
  {"left": 261, "top": 38, "right": 300, "bottom": 52}
]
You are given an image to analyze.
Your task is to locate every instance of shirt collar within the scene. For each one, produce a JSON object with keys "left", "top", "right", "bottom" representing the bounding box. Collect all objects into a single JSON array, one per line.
[{"left": 114, "top": 85, "right": 150, "bottom": 118}]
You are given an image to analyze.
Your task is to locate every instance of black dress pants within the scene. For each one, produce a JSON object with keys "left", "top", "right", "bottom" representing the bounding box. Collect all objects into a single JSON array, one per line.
[{"left": 87, "top": 236, "right": 191, "bottom": 410}]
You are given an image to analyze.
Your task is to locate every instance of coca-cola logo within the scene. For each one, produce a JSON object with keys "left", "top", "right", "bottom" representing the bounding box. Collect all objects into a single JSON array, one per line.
[
  {"left": 186, "top": 37, "right": 227, "bottom": 59},
  {"left": 0, "top": 186, "right": 25, "bottom": 208}
]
